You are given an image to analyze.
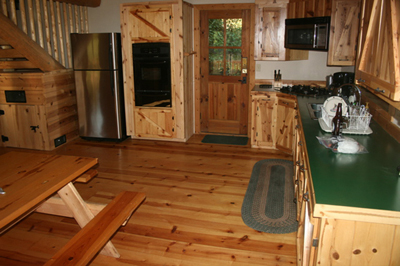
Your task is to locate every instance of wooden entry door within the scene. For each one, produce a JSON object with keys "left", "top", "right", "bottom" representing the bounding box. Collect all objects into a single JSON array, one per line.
[{"left": 200, "top": 9, "right": 250, "bottom": 135}]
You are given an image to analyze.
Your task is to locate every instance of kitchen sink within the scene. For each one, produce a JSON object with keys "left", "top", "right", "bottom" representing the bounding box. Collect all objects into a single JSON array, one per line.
[{"left": 307, "top": 103, "right": 323, "bottom": 120}]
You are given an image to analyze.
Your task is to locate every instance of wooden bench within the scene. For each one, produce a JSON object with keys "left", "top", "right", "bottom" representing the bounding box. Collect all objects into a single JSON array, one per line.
[
  {"left": 75, "top": 169, "right": 98, "bottom": 183},
  {"left": 44, "top": 191, "right": 146, "bottom": 266}
]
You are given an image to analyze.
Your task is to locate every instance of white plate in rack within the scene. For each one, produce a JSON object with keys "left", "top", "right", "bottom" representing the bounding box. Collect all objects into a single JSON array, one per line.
[{"left": 323, "top": 96, "right": 348, "bottom": 116}]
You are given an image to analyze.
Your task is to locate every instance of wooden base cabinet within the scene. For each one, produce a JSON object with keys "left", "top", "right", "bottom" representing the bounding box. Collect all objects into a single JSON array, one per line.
[
  {"left": 251, "top": 94, "right": 276, "bottom": 148},
  {"left": 275, "top": 97, "right": 296, "bottom": 154},
  {"left": 0, "top": 70, "right": 78, "bottom": 150},
  {"left": 134, "top": 108, "right": 175, "bottom": 139},
  {"left": 315, "top": 218, "right": 400, "bottom": 265},
  {"left": 0, "top": 104, "right": 46, "bottom": 149},
  {"left": 120, "top": 1, "right": 194, "bottom": 141},
  {"left": 251, "top": 92, "right": 295, "bottom": 154},
  {"left": 294, "top": 99, "right": 400, "bottom": 266},
  {"left": 293, "top": 106, "right": 319, "bottom": 266}
]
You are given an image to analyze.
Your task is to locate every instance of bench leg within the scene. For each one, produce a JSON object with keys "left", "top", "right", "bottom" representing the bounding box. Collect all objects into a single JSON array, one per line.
[{"left": 57, "top": 182, "right": 120, "bottom": 258}]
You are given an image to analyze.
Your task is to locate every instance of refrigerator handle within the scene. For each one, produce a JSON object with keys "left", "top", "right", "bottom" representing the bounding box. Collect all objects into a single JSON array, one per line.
[{"left": 110, "top": 71, "right": 116, "bottom": 96}]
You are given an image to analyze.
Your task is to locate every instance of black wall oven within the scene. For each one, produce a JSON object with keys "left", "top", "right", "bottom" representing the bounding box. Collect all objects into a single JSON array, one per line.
[{"left": 132, "top": 42, "right": 171, "bottom": 107}]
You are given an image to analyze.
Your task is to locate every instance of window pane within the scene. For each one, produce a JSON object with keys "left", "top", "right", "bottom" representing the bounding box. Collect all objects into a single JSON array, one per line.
[
  {"left": 226, "top": 49, "right": 241, "bottom": 76},
  {"left": 226, "top": 19, "right": 242, "bottom": 47},
  {"left": 209, "top": 19, "right": 224, "bottom": 47},
  {"left": 209, "top": 49, "right": 224, "bottom": 75}
]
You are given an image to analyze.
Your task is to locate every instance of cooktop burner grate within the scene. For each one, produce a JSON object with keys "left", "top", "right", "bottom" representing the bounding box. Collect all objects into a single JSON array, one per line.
[{"left": 279, "top": 85, "right": 330, "bottom": 97}]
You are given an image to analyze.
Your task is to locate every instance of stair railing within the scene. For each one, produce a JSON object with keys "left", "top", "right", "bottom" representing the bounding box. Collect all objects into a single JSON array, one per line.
[{"left": 0, "top": 0, "right": 91, "bottom": 69}]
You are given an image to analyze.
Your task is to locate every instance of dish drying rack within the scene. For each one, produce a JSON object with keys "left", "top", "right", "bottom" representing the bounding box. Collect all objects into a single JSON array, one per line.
[{"left": 320, "top": 106, "right": 373, "bottom": 134}]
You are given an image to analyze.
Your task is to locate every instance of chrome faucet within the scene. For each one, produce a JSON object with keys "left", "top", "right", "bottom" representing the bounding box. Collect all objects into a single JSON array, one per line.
[{"left": 333, "top": 83, "right": 362, "bottom": 106}]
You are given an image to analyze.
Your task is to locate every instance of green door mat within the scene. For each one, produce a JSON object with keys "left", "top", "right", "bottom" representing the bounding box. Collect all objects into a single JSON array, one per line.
[
  {"left": 201, "top": 135, "right": 249, "bottom": 146},
  {"left": 241, "top": 159, "right": 297, "bottom": 234}
]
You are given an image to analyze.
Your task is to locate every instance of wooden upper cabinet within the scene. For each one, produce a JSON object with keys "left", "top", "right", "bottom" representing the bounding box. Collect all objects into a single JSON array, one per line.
[
  {"left": 255, "top": 0, "right": 308, "bottom": 61},
  {"left": 288, "top": 0, "right": 360, "bottom": 66},
  {"left": 327, "top": 0, "right": 361, "bottom": 66},
  {"left": 255, "top": 2, "right": 286, "bottom": 60},
  {"left": 287, "top": 0, "right": 332, "bottom": 19},
  {"left": 356, "top": 0, "right": 400, "bottom": 102},
  {"left": 124, "top": 5, "right": 172, "bottom": 43}
]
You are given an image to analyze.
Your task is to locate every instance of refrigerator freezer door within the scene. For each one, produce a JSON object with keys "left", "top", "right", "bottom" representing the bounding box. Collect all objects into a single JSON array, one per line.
[
  {"left": 74, "top": 70, "right": 124, "bottom": 139},
  {"left": 71, "top": 33, "right": 120, "bottom": 70}
]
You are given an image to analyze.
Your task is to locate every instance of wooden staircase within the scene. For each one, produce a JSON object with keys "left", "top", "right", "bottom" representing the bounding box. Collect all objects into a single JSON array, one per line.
[
  {"left": 0, "top": 0, "right": 100, "bottom": 150},
  {"left": 0, "top": 12, "right": 64, "bottom": 72}
]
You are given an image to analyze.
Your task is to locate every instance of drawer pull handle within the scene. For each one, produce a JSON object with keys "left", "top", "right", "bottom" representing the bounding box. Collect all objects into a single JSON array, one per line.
[
  {"left": 303, "top": 192, "right": 309, "bottom": 202},
  {"left": 375, "top": 88, "right": 385, "bottom": 93},
  {"left": 298, "top": 141, "right": 303, "bottom": 146}
]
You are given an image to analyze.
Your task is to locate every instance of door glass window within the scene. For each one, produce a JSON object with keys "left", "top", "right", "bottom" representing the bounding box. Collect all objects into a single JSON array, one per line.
[
  {"left": 226, "top": 49, "right": 241, "bottom": 76},
  {"left": 209, "top": 49, "right": 224, "bottom": 75},
  {"left": 208, "top": 18, "right": 242, "bottom": 76},
  {"left": 209, "top": 19, "right": 224, "bottom": 46},
  {"left": 226, "top": 19, "right": 242, "bottom": 46}
]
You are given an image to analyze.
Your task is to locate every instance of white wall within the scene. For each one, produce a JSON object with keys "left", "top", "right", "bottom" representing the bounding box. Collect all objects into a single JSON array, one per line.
[
  {"left": 88, "top": 0, "right": 255, "bottom": 33},
  {"left": 255, "top": 51, "right": 344, "bottom": 81},
  {"left": 88, "top": 0, "right": 353, "bottom": 82}
]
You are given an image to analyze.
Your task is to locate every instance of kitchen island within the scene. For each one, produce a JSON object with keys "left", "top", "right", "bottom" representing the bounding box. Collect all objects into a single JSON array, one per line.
[
  {"left": 298, "top": 95, "right": 400, "bottom": 266},
  {"left": 253, "top": 86, "right": 400, "bottom": 265}
]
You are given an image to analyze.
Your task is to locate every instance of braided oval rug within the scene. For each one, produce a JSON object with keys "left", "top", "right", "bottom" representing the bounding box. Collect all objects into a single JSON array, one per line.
[{"left": 241, "top": 159, "right": 298, "bottom": 234}]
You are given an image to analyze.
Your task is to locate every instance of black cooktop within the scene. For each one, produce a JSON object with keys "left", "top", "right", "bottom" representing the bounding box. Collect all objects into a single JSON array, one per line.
[{"left": 279, "top": 85, "right": 330, "bottom": 97}]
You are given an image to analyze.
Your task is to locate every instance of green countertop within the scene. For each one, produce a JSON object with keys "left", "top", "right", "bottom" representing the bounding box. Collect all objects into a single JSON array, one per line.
[{"left": 297, "top": 96, "right": 400, "bottom": 212}]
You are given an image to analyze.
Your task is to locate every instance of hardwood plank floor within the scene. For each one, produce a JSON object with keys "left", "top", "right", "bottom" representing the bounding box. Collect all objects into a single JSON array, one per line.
[{"left": 0, "top": 135, "right": 297, "bottom": 265}]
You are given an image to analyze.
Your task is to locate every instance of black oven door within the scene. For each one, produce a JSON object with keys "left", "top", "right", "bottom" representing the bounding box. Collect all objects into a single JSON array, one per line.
[{"left": 133, "top": 58, "right": 171, "bottom": 107}]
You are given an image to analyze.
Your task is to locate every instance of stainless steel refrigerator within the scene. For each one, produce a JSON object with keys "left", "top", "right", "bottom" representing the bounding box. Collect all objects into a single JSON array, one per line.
[{"left": 71, "top": 33, "right": 126, "bottom": 140}]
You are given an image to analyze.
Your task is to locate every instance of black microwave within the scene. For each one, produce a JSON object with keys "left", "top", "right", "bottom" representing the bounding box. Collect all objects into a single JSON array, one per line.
[{"left": 284, "top": 16, "right": 330, "bottom": 51}]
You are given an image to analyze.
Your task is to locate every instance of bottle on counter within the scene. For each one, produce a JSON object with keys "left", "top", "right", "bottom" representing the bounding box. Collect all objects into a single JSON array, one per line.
[{"left": 332, "top": 103, "right": 343, "bottom": 136}]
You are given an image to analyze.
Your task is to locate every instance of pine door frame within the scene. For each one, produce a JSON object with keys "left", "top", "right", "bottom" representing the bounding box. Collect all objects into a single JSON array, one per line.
[{"left": 193, "top": 4, "right": 256, "bottom": 136}]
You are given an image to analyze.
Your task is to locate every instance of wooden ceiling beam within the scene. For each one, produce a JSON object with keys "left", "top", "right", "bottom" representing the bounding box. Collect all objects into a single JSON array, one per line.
[{"left": 50, "top": 0, "right": 101, "bottom": 7}]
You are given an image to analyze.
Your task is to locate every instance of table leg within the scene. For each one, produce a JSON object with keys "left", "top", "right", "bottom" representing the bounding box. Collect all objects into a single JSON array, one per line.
[{"left": 57, "top": 182, "right": 120, "bottom": 258}]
